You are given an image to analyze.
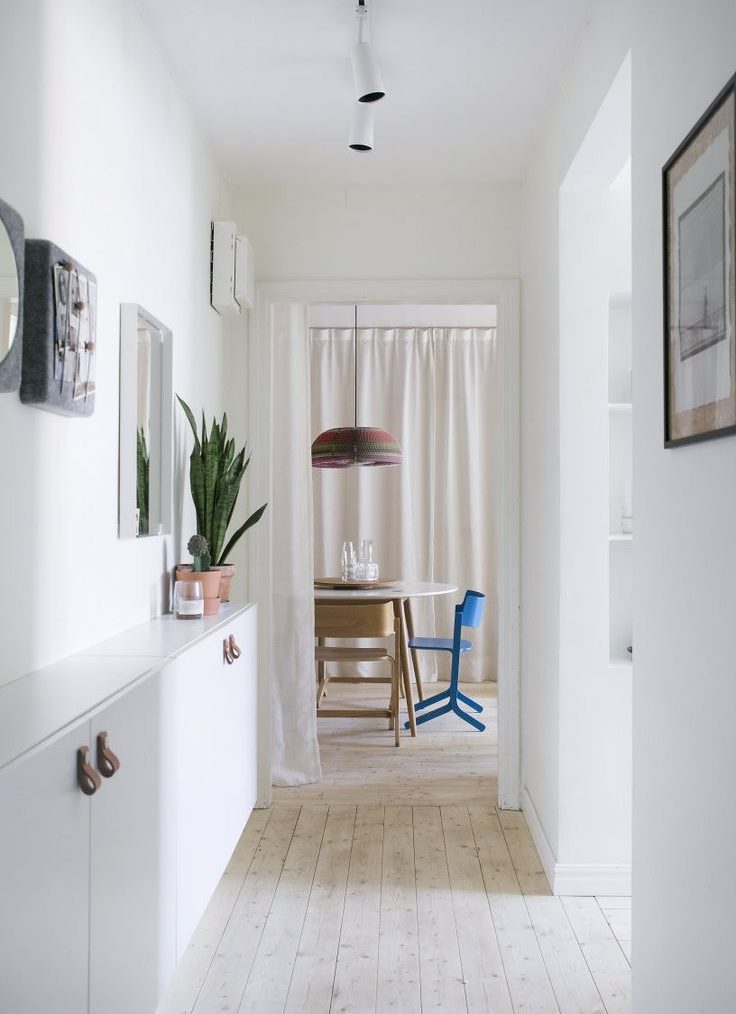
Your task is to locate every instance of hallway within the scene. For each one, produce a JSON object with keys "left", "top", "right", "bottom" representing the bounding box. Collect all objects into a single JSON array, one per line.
[{"left": 159, "top": 685, "right": 631, "bottom": 1013}]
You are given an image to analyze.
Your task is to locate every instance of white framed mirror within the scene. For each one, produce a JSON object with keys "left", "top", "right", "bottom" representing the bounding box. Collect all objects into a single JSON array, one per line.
[
  {"left": 0, "top": 196, "right": 24, "bottom": 393},
  {"left": 118, "top": 303, "right": 173, "bottom": 538}
]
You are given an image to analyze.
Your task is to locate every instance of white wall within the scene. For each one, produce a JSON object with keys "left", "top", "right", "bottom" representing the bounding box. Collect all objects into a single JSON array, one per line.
[
  {"left": 632, "top": 3, "right": 736, "bottom": 1010},
  {"left": 523, "top": 0, "right": 736, "bottom": 1000},
  {"left": 233, "top": 183, "right": 520, "bottom": 280},
  {"left": 519, "top": 1, "right": 633, "bottom": 876},
  {"left": 0, "top": 0, "right": 238, "bottom": 684}
]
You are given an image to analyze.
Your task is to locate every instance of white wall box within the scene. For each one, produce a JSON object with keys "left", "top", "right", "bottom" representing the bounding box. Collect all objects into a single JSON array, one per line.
[
  {"left": 234, "top": 233, "right": 255, "bottom": 311},
  {"left": 211, "top": 221, "right": 254, "bottom": 313},
  {"left": 0, "top": 603, "right": 256, "bottom": 1014}
]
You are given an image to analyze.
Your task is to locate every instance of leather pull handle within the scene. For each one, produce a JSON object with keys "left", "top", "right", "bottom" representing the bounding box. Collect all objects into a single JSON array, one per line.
[
  {"left": 77, "top": 746, "right": 102, "bottom": 796},
  {"left": 228, "top": 634, "right": 241, "bottom": 659},
  {"left": 223, "top": 638, "right": 234, "bottom": 664},
  {"left": 96, "top": 731, "right": 120, "bottom": 778}
]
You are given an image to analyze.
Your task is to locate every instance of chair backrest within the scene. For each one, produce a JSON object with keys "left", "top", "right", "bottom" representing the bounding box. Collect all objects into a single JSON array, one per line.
[
  {"left": 457, "top": 589, "right": 486, "bottom": 629},
  {"left": 315, "top": 601, "right": 395, "bottom": 639}
]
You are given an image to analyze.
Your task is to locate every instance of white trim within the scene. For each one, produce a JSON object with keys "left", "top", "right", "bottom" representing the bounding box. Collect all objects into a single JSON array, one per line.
[
  {"left": 251, "top": 279, "right": 521, "bottom": 810},
  {"left": 520, "top": 786, "right": 558, "bottom": 890},
  {"left": 522, "top": 787, "right": 632, "bottom": 896},
  {"left": 553, "top": 864, "right": 631, "bottom": 897}
]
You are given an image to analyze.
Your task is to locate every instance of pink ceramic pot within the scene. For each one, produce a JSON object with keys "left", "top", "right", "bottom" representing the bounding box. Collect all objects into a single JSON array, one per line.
[{"left": 175, "top": 566, "right": 222, "bottom": 615}]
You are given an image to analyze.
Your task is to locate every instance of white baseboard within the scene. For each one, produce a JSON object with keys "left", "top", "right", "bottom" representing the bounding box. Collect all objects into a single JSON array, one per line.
[
  {"left": 521, "top": 787, "right": 631, "bottom": 897},
  {"left": 520, "top": 786, "right": 558, "bottom": 889},
  {"left": 553, "top": 863, "right": 631, "bottom": 896}
]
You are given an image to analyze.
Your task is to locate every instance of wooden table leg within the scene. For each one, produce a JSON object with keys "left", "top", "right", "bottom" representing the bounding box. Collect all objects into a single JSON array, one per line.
[
  {"left": 395, "top": 599, "right": 417, "bottom": 737},
  {"left": 403, "top": 598, "right": 424, "bottom": 702}
]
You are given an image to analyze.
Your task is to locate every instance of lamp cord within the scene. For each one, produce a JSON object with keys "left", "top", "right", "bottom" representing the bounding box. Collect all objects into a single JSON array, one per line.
[{"left": 353, "top": 303, "right": 358, "bottom": 428}]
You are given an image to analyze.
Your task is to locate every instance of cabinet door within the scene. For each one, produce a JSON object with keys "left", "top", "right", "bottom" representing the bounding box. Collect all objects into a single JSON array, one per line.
[
  {"left": 174, "top": 608, "right": 257, "bottom": 955},
  {"left": 89, "top": 674, "right": 177, "bottom": 1014},
  {"left": 0, "top": 726, "right": 91, "bottom": 1014}
]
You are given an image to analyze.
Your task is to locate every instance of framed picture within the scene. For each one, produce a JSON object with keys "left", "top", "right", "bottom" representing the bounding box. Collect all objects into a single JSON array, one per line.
[{"left": 663, "top": 73, "right": 736, "bottom": 447}]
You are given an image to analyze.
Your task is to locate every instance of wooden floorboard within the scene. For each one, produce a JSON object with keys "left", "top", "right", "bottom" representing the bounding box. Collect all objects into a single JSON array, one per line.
[
  {"left": 283, "top": 806, "right": 356, "bottom": 1014},
  {"left": 158, "top": 683, "right": 631, "bottom": 1014}
]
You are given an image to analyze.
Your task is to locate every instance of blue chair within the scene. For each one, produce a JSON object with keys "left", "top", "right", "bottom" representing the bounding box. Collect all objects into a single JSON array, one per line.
[{"left": 404, "top": 590, "right": 486, "bottom": 731}]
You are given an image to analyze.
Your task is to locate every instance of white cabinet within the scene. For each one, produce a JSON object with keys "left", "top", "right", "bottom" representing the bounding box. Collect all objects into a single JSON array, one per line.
[
  {"left": 0, "top": 675, "right": 177, "bottom": 1014},
  {"left": 0, "top": 726, "right": 91, "bottom": 1014},
  {"left": 174, "top": 606, "right": 257, "bottom": 954},
  {"left": 89, "top": 674, "right": 178, "bottom": 1014},
  {"left": 0, "top": 604, "right": 257, "bottom": 1014}
]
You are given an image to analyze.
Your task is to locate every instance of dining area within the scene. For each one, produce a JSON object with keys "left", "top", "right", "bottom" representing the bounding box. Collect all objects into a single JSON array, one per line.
[{"left": 265, "top": 299, "right": 501, "bottom": 790}]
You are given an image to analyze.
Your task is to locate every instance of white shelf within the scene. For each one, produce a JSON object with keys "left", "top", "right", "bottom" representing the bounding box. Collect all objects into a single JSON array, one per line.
[
  {"left": 609, "top": 534, "right": 632, "bottom": 542},
  {"left": 609, "top": 653, "right": 633, "bottom": 669},
  {"left": 608, "top": 402, "right": 632, "bottom": 412}
]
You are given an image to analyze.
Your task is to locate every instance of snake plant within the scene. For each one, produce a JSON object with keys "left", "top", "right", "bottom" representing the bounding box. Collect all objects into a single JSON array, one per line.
[
  {"left": 136, "top": 427, "right": 149, "bottom": 536},
  {"left": 177, "top": 395, "right": 267, "bottom": 565}
]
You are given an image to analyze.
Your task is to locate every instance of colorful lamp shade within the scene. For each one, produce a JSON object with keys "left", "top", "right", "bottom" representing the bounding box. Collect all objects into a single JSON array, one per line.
[
  {"left": 311, "top": 304, "right": 402, "bottom": 469},
  {"left": 311, "top": 425, "right": 402, "bottom": 468}
]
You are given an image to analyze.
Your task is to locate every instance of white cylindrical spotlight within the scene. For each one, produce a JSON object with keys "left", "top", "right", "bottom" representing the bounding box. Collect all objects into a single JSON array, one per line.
[
  {"left": 351, "top": 41, "right": 385, "bottom": 103},
  {"left": 349, "top": 102, "right": 374, "bottom": 151}
]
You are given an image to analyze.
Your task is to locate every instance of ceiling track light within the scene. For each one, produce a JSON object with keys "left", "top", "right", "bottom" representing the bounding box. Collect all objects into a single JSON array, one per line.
[
  {"left": 349, "top": 102, "right": 374, "bottom": 151},
  {"left": 351, "top": 0, "right": 385, "bottom": 104}
]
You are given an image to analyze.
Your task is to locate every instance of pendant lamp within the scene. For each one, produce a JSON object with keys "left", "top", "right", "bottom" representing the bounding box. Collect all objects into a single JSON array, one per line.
[{"left": 311, "top": 307, "right": 402, "bottom": 468}]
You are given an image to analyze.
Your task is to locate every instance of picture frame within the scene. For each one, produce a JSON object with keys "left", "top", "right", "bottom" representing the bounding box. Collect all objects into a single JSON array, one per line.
[{"left": 663, "top": 73, "right": 736, "bottom": 447}]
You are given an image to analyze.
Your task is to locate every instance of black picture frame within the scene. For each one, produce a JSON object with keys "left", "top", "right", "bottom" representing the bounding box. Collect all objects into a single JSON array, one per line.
[
  {"left": 20, "top": 240, "right": 97, "bottom": 417},
  {"left": 663, "top": 73, "right": 736, "bottom": 447}
]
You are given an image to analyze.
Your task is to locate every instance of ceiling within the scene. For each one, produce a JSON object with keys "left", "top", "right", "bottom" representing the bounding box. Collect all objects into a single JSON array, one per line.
[{"left": 135, "top": 0, "right": 595, "bottom": 187}]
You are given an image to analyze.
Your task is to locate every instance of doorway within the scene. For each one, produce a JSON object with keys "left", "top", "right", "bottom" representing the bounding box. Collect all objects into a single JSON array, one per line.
[{"left": 249, "top": 279, "right": 520, "bottom": 809}]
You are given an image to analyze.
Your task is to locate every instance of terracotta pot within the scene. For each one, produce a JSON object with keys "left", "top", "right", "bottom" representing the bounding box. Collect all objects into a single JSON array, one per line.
[
  {"left": 218, "top": 563, "right": 236, "bottom": 602},
  {"left": 175, "top": 565, "right": 222, "bottom": 616}
]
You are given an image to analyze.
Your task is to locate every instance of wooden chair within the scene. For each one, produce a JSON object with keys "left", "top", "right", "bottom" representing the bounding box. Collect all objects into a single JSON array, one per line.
[{"left": 315, "top": 601, "right": 401, "bottom": 746}]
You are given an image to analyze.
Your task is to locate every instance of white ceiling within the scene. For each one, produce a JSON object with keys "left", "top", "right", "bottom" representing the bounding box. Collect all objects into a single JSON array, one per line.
[{"left": 136, "top": 0, "right": 595, "bottom": 187}]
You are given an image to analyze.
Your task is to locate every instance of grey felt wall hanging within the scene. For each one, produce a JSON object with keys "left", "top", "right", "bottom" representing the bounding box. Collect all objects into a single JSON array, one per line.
[
  {"left": 0, "top": 197, "right": 25, "bottom": 394},
  {"left": 20, "top": 240, "right": 97, "bottom": 416}
]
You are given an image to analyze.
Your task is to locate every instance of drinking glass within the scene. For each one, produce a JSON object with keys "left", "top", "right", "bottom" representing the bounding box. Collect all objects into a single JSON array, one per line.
[
  {"left": 174, "top": 580, "right": 204, "bottom": 619},
  {"left": 341, "top": 540, "right": 356, "bottom": 581}
]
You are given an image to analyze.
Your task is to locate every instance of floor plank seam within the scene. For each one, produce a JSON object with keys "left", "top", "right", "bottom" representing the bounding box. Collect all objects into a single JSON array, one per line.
[
  {"left": 469, "top": 804, "right": 562, "bottom": 1014},
  {"left": 410, "top": 807, "right": 425, "bottom": 1014},
  {"left": 560, "top": 897, "right": 629, "bottom": 1014},
  {"left": 187, "top": 807, "right": 275, "bottom": 1014},
  {"left": 197, "top": 804, "right": 303, "bottom": 1014},
  {"left": 279, "top": 804, "right": 335, "bottom": 1014},
  {"left": 594, "top": 897, "right": 632, "bottom": 970},
  {"left": 439, "top": 805, "right": 480, "bottom": 1013}
]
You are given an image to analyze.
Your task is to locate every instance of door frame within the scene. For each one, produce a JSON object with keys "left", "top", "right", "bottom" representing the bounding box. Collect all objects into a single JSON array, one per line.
[{"left": 250, "top": 278, "right": 520, "bottom": 809}]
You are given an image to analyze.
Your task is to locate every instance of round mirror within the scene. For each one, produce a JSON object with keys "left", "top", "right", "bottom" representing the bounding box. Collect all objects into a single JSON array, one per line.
[{"left": 0, "top": 219, "right": 19, "bottom": 363}]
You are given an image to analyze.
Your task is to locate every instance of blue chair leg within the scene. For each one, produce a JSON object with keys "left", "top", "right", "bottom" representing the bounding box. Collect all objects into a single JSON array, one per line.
[
  {"left": 452, "top": 705, "right": 486, "bottom": 732},
  {"left": 457, "top": 689, "right": 484, "bottom": 714},
  {"left": 412, "top": 701, "right": 453, "bottom": 727},
  {"left": 414, "top": 686, "right": 451, "bottom": 712}
]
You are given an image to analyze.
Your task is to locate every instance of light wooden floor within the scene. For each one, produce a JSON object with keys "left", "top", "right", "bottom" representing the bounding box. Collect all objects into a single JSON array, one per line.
[{"left": 159, "top": 682, "right": 631, "bottom": 1014}]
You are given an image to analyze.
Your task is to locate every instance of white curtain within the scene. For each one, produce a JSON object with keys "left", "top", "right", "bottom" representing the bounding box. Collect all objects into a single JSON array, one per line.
[
  {"left": 270, "top": 303, "right": 321, "bottom": 785},
  {"left": 311, "top": 326, "right": 497, "bottom": 681}
]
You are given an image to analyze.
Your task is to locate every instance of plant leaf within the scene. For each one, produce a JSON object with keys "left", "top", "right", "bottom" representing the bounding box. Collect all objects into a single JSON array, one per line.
[
  {"left": 218, "top": 502, "right": 267, "bottom": 564},
  {"left": 176, "top": 395, "right": 200, "bottom": 452}
]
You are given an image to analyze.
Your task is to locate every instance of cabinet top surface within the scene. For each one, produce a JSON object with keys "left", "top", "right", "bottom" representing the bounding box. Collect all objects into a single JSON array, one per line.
[{"left": 0, "top": 603, "right": 254, "bottom": 774}]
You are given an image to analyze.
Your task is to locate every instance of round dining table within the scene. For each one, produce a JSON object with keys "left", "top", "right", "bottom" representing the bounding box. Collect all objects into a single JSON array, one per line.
[{"left": 314, "top": 580, "right": 457, "bottom": 736}]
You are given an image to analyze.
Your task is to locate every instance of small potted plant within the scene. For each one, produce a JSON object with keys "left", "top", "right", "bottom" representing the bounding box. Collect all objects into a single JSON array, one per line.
[
  {"left": 175, "top": 535, "right": 222, "bottom": 616},
  {"left": 177, "top": 396, "right": 267, "bottom": 601}
]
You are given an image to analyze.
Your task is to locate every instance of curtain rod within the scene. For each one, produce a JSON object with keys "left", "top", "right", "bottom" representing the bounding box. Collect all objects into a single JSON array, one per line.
[{"left": 309, "top": 323, "right": 498, "bottom": 331}]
